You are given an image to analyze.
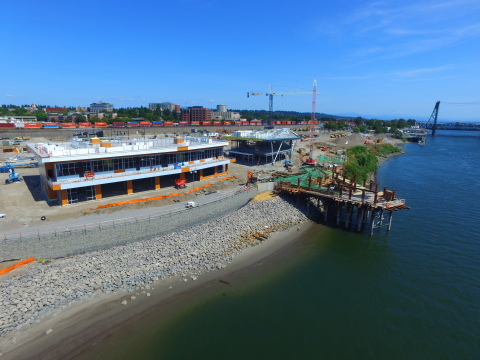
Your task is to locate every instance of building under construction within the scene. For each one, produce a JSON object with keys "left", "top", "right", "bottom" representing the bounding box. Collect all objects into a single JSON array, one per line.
[{"left": 227, "top": 128, "right": 300, "bottom": 165}]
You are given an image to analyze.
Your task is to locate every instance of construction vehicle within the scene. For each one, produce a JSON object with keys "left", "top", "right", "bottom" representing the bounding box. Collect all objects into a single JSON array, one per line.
[
  {"left": 3, "top": 163, "right": 22, "bottom": 184},
  {"left": 304, "top": 143, "right": 316, "bottom": 166},
  {"left": 247, "top": 171, "right": 258, "bottom": 184},
  {"left": 175, "top": 178, "right": 187, "bottom": 189},
  {"left": 13, "top": 136, "right": 29, "bottom": 142}
]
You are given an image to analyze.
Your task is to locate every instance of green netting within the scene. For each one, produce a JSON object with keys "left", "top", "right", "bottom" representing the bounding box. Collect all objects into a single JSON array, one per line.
[
  {"left": 275, "top": 166, "right": 332, "bottom": 190},
  {"left": 318, "top": 155, "right": 345, "bottom": 164}
]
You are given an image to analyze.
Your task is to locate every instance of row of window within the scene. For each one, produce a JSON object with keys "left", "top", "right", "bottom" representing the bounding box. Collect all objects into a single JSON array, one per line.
[{"left": 54, "top": 148, "right": 223, "bottom": 178}]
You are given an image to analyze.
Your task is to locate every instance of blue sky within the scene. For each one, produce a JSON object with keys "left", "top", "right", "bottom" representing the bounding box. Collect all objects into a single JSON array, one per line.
[{"left": 1, "top": 0, "right": 480, "bottom": 121}]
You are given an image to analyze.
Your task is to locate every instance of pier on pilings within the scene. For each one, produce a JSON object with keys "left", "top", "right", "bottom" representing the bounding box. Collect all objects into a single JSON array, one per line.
[{"left": 274, "top": 167, "right": 410, "bottom": 234}]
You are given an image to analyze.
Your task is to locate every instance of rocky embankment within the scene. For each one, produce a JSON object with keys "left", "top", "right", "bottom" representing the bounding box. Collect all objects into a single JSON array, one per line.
[{"left": 0, "top": 197, "right": 308, "bottom": 337}]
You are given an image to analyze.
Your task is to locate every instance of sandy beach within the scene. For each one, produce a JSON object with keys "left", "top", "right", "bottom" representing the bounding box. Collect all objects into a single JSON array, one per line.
[{"left": 0, "top": 217, "right": 315, "bottom": 360}]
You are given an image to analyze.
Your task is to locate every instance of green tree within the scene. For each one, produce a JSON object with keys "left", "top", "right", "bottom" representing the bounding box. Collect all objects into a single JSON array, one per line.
[
  {"left": 33, "top": 110, "right": 47, "bottom": 122},
  {"left": 397, "top": 119, "right": 408, "bottom": 128},
  {"left": 323, "top": 122, "right": 339, "bottom": 131},
  {"left": 75, "top": 114, "right": 86, "bottom": 123},
  {"left": 354, "top": 117, "right": 364, "bottom": 126},
  {"left": 343, "top": 146, "right": 379, "bottom": 181}
]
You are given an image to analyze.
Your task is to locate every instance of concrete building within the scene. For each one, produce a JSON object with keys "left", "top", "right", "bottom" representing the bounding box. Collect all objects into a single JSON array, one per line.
[
  {"left": 90, "top": 101, "right": 114, "bottom": 113},
  {"left": 27, "top": 135, "right": 235, "bottom": 205},
  {"left": 181, "top": 106, "right": 212, "bottom": 123},
  {"left": 148, "top": 102, "right": 179, "bottom": 112},
  {"left": 211, "top": 104, "right": 240, "bottom": 121}
]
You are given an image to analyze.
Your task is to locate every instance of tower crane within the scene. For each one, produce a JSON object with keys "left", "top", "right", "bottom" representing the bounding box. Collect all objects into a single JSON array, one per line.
[{"left": 247, "top": 83, "right": 315, "bottom": 125}]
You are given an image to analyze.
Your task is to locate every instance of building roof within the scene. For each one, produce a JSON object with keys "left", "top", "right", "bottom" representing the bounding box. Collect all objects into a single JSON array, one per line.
[
  {"left": 229, "top": 128, "right": 300, "bottom": 141},
  {"left": 27, "top": 136, "right": 229, "bottom": 163}
]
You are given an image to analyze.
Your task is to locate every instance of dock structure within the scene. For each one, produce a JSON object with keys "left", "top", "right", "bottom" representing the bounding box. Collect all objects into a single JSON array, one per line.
[{"left": 274, "top": 166, "right": 409, "bottom": 234}]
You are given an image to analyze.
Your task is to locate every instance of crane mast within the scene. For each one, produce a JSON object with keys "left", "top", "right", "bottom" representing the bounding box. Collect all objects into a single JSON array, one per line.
[
  {"left": 247, "top": 81, "right": 316, "bottom": 126},
  {"left": 311, "top": 78, "right": 317, "bottom": 122}
]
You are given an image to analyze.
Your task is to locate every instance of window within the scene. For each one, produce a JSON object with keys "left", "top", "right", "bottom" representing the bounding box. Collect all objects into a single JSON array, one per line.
[{"left": 125, "top": 157, "right": 136, "bottom": 169}]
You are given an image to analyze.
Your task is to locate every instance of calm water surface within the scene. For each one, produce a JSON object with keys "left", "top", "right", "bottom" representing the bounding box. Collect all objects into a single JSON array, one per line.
[{"left": 77, "top": 131, "right": 480, "bottom": 360}]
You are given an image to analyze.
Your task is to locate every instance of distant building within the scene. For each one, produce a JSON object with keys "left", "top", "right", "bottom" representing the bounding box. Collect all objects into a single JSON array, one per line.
[
  {"left": 148, "top": 102, "right": 180, "bottom": 113},
  {"left": 211, "top": 105, "right": 240, "bottom": 120},
  {"left": 216, "top": 104, "right": 227, "bottom": 112},
  {"left": 46, "top": 107, "right": 68, "bottom": 113},
  {"left": 90, "top": 101, "right": 114, "bottom": 112},
  {"left": 23, "top": 102, "right": 38, "bottom": 113},
  {"left": 181, "top": 106, "right": 212, "bottom": 123}
]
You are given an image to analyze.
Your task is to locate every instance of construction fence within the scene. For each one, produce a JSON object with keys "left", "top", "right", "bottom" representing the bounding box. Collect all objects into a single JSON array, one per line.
[{"left": 0, "top": 186, "right": 259, "bottom": 262}]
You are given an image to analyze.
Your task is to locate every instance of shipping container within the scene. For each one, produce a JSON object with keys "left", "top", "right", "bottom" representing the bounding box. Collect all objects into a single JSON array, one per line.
[
  {"left": 78, "top": 122, "right": 92, "bottom": 128},
  {"left": 163, "top": 121, "right": 174, "bottom": 126},
  {"left": 24, "top": 122, "right": 41, "bottom": 129},
  {"left": 190, "top": 121, "right": 200, "bottom": 126},
  {"left": 152, "top": 121, "right": 163, "bottom": 126},
  {"left": 43, "top": 122, "right": 59, "bottom": 128},
  {"left": 213, "top": 121, "right": 221, "bottom": 126},
  {"left": 61, "top": 122, "right": 76, "bottom": 128},
  {"left": 234, "top": 121, "right": 242, "bottom": 125},
  {"left": 112, "top": 122, "right": 125, "bottom": 127},
  {"left": 126, "top": 122, "right": 139, "bottom": 127},
  {"left": 0, "top": 123, "right": 15, "bottom": 128},
  {"left": 139, "top": 121, "right": 151, "bottom": 127},
  {"left": 241, "top": 121, "right": 249, "bottom": 125},
  {"left": 178, "top": 121, "right": 188, "bottom": 126},
  {"left": 94, "top": 122, "right": 108, "bottom": 128}
]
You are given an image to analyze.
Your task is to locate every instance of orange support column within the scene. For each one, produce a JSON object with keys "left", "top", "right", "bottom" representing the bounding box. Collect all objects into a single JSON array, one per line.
[
  {"left": 214, "top": 166, "right": 218, "bottom": 175},
  {"left": 154, "top": 176, "right": 161, "bottom": 190},
  {"left": 179, "top": 172, "right": 185, "bottom": 179},
  {"left": 95, "top": 185, "right": 102, "bottom": 200},
  {"left": 127, "top": 180, "right": 133, "bottom": 195},
  {"left": 60, "top": 190, "right": 68, "bottom": 206}
]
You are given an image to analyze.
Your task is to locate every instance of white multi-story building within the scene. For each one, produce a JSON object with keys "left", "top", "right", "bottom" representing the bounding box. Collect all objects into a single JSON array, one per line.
[
  {"left": 90, "top": 101, "right": 114, "bottom": 113},
  {"left": 28, "top": 135, "right": 235, "bottom": 205}
]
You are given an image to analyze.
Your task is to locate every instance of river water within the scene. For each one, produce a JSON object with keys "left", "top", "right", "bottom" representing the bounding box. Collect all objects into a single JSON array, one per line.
[{"left": 76, "top": 131, "right": 480, "bottom": 359}]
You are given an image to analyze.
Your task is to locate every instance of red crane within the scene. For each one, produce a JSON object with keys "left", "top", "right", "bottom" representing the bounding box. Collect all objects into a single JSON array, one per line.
[{"left": 305, "top": 79, "right": 317, "bottom": 165}]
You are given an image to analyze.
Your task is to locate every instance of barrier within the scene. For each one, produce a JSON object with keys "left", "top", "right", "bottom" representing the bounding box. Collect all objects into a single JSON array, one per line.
[
  {"left": 85, "top": 183, "right": 215, "bottom": 212},
  {"left": 0, "top": 187, "right": 257, "bottom": 261},
  {"left": 0, "top": 257, "right": 34, "bottom": 276}
]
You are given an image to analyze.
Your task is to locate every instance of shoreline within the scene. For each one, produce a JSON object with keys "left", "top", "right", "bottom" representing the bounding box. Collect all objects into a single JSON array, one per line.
[{"left": 0, "top": 197, "right": 313, "bottom": 359}]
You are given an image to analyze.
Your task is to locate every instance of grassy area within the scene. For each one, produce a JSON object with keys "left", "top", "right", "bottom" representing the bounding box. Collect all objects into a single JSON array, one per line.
[
  {"left": 368, "top": 143, "right": 403, "bottom": 156},
  {"left": 343, "top": 143, "right": 402, "bottom": 181}
]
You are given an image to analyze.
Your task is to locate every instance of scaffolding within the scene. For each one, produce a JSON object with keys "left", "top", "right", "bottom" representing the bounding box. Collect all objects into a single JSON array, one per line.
[{"left": 274, "top": 166, "right": 333, "bottom": 191}]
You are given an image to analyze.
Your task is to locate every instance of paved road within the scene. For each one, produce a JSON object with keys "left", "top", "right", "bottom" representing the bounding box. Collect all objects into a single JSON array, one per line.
[{"left": 0, "top": 186, "right": 247, "bottom": 239}]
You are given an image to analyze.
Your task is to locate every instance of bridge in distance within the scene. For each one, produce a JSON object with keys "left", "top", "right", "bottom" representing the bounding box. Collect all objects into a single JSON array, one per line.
[{"left": 421, "top": 101, "right": 480, "bottom": 135}]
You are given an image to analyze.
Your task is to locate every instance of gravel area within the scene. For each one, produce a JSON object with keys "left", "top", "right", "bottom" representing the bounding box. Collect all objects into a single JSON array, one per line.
[{"left": 0, "top": 196, "right": 309, "bottom": 338}]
